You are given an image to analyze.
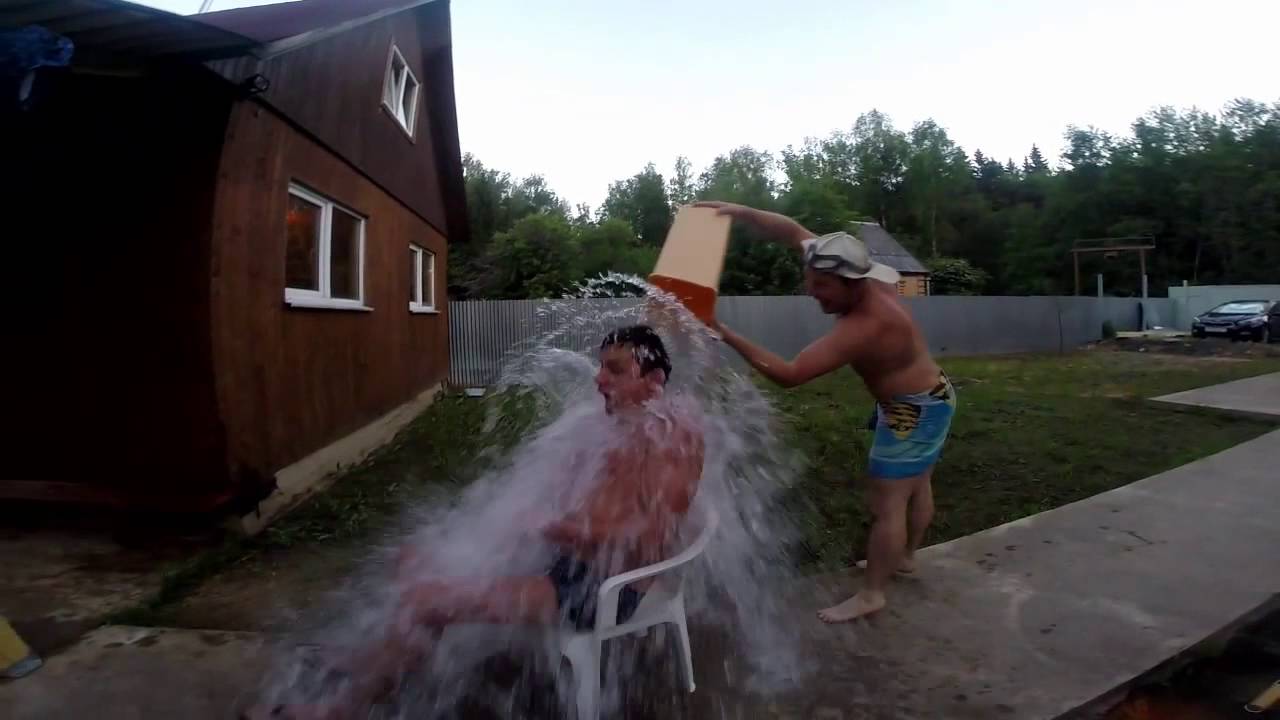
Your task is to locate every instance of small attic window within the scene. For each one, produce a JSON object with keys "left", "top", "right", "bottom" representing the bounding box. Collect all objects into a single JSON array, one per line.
[{"left": 382, "top": 44, "right": 420, "bottom": 138}]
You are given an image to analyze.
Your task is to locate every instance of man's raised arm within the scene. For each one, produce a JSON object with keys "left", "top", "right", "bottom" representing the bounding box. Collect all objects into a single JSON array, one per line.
[{"left": 693, "top": 201, "right": 816, "bottom": 252}]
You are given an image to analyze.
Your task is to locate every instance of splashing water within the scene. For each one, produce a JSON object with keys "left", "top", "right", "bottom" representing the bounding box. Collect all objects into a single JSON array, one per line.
[{"left": 255, "top": 274, "right": 821, "bottom": 718}]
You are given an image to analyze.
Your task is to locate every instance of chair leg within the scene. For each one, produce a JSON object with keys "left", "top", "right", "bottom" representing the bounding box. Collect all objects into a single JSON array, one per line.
[
  {"left": 674, "top": 615, "right": 696, "bottom": 693},
  {"left": 561, "top": 639, "right": 601, "bottom": 720}
]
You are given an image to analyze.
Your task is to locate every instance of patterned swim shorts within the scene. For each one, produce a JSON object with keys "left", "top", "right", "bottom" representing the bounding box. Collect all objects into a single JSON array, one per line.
[{"left": 868, "top": 374, "right": 957, "bottom": 480}]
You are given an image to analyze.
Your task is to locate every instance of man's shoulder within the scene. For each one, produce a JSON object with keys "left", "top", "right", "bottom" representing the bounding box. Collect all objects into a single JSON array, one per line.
[{"left": 852, "top": 291, "right": 917, "bottom": 330}]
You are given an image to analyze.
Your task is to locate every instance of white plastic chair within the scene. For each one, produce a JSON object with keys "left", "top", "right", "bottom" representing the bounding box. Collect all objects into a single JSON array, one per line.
[{"left": 557, "top": 505, "right": 718, "bottom": 720}]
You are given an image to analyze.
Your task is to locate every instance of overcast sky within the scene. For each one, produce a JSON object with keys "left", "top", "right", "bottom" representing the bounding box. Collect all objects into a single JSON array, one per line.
[{"left": 140, "top": 0, "right": 1279, "bottom": 208}]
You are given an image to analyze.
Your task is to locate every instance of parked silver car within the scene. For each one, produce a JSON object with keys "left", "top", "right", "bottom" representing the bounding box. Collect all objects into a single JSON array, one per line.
[{"left": 1191, "top": 300, "right": 1277, "bottom": 342}]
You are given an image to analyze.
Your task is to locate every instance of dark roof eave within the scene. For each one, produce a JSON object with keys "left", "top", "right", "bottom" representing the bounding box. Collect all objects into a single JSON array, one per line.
[
  {"left": 193, "top": 0, "right": 442, "bottom": 60},
  {"left": 0, "top": 0, "right": 261, "bottom": 63}
]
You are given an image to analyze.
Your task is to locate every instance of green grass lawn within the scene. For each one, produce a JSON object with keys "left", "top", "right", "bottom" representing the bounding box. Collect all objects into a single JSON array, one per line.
[
  {"left": 117, "top": 351, "right": 1280, "bottom": 625},
  {"left": 771, "top": 351, "right": 1280, "bottom": 570}
]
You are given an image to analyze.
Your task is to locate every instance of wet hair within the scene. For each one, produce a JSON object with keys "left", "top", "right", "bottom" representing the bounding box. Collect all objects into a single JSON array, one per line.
[{"left": 601, "top": 325, "right": 672, "bottom": 383}]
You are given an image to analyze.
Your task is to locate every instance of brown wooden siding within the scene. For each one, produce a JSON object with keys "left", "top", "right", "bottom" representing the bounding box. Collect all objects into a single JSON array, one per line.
[
  {"left": 209, "top": 101, "right": 449, "bottom": 480},
  {"left": 896, "top": 274, "right": 930, "bottom": 297},
  {"left": 208, "top": 3, "right": 452, "bottom": 234},
  {"left": 1, "top": 67, "right": 232, "bottom": 510}
]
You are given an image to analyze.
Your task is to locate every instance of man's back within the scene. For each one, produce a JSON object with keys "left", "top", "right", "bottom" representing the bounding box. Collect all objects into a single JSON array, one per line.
[{"left": 842, "top": 284, "right": 941, "bottom": 401}]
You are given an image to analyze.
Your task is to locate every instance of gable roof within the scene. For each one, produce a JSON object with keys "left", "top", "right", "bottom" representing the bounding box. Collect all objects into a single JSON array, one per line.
[
  {"left": 852, "top": 222, "right": 930, "bottom": 274},
  {"left": 9, "top": 0, "right": 466, "bottom": 241},
  {"left": 193, "top": 0, "right": 466, "bottom": 242},
  {"left": 196, "top": 0, "right": 438, "bottom": 57}
]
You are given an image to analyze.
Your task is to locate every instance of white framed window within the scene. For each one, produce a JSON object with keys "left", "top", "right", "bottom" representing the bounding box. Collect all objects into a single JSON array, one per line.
[
  {"left": 409, "top": 244, "right": 436, "bottom": 314},
  {"left": 284, "top": 183, "right": 369, "bottom": 311},
  {"left": 381, "top": 44, "right": 420, "bottom": 138}
]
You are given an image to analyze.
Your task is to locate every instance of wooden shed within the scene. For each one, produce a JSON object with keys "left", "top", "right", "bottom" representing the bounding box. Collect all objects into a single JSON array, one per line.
[
  {"left": 852, "top": 222, "right": 932, "bottom": 296},
  {"left": 2, "top": 0, "right": 465, "bottom": 529}
]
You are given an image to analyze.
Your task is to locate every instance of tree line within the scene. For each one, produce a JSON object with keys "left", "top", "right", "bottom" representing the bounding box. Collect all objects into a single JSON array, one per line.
[{"left": 451, "top": 99, "right": 1280, "bottom": 300}]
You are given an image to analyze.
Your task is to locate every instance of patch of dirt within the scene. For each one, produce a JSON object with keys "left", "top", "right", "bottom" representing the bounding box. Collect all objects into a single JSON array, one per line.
[
  {"left": 155, "top": 544, "right": 368, "bottom": 633},
  {"left": 0, "top": 522, "right": 211, "bottom": 656},
  {"left": 1100, "top": 337, "right": 1280, "bottom": 359}
]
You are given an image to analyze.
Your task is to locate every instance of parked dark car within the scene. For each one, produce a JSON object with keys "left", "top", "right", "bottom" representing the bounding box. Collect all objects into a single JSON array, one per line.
[{"left": 1191, "top": 300, "right": 1277, "bottom": 342}]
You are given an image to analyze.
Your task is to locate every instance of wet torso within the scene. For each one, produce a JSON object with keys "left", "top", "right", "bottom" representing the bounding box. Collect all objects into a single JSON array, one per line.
[{"left": 566, "top": 406, "right": 704, "bottom": 589}]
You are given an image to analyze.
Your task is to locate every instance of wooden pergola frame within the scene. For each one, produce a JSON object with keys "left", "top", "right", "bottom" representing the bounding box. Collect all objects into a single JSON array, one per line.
[{"left": 1070, "top": 236, "right": 1156, "bottom": 296}]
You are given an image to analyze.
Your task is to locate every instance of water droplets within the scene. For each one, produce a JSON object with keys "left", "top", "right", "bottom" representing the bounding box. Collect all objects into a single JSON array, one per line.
[{"left": 259, "top": 274, "right": 814, "bottom": 717}]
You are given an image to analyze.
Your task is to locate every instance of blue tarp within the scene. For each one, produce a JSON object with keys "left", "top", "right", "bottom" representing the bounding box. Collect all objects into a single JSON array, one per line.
[
  {"left": 0, "top": 25, "right": 74, "bottom": 76},
  {"left": 0, "top": 25, "right": 73, "bottom": 106}
]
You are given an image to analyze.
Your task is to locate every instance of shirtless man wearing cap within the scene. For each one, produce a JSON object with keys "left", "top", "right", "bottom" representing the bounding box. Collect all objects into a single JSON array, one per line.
[{"left": 695, "top": 201, "right": 956, "bottom": 623}]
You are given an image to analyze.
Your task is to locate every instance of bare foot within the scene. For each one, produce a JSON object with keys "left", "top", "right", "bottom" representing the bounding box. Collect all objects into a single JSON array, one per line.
[
  {"left": 855, "top": 556, "right": 915, "bottom": 574},
  {"left": 818, "top": 591, "right": 886, "bottom": 624}
]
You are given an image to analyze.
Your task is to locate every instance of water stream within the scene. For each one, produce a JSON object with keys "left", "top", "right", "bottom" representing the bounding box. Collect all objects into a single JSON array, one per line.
[{"left": 255, "top": 275, "right": 821, "bottom": 718}]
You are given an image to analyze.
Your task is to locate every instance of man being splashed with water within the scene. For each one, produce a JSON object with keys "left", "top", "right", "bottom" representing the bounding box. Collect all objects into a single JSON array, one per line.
[
  {"left": 695, "top": 201, "right": 956, "bottom": 624},
  {"left": 247, "top": 325, "right": 705, "bottom": 720}
]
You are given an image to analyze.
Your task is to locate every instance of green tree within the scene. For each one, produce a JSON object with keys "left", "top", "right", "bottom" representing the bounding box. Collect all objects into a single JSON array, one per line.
[
  {"left": 508, "top": 175, "right": 569, "bottom": 219},
  {"left": 928, "top": 257, "right": 990, "bottom": 295},
  {"left": 599, "top": 163, "right": 672, "bottom": 246},
  {"left": 1023, "top": 144, "right": 1050, "bottom": 175},
  {"left": 667, "top": 156, "right": 696, "bottom": 208},
  {"left": 576, "top": 218, "right": 658, "bottom": 281},
  {"left": 696, "top": 146, "right": 777, "bottom": 207},
  {"left": 459, "top": 97, "right": 1280, "bottom": 300},
  {"left": 462, "top": 153, "right": 513, "bottom": 246},
  {"left": 474, "top": 213, "right": 581, "bottom": 299},
  {"left": 972, "top": 149, "right": 1008, "bottom": 203},
  {"left": 780, "top": 138, "right": 856, "bottom": 233},
  {"left": 903, "top": 119, "right": 973, "bottom": 257},
  {"left": 695, "top": 147, "right": 801, "bottom": 294},
  {"left": 849, "top": 110, "right": 909, "bottom": 228}
]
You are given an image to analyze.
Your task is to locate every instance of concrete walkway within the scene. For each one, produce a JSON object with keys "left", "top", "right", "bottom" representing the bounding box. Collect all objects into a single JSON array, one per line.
[
  {"left": 1153, "top": 371, "right": 1280, "bottom": 419},
  {"left": 0, "top": 626, "right": 271, "bottom": 720},
  {"left": 4, "top": 377, "right": 1278, "bottom": 719},
  {"left": 830, "top": 426, "right": 1280, "bottom": 719}
]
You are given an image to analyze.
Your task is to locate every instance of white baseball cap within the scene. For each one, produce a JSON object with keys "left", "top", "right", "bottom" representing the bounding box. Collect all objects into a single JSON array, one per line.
[{"left": 802, "top": 232, "right": 901, "bottom": 284}]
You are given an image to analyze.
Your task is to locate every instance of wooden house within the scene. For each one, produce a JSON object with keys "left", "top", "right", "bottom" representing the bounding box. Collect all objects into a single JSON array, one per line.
[
  {"left": 2, "top": 0, "right": 465, "bottom": 530},
  {"left": 852, "top": 221, "right": 932, "bottom": 296}
]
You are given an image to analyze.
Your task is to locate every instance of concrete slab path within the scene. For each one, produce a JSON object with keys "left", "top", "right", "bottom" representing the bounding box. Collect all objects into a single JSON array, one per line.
[
  {"left": 0, "top": 626, "right": 271, "bottom": 720},
  {"left": 822, "top": 427, "right": 1280, "bottom": 719},
  {"left": 1152, "top": 371, "right": 1280, "bottom": 419},
  {"left": 0, "top": 528, "right": 179, "bottom": 656}
]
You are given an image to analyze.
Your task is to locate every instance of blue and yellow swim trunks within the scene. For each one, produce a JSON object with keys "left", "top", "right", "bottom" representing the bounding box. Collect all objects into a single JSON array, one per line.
[{"left": 868, "top": 373, "right": 957, "bottom": 480}]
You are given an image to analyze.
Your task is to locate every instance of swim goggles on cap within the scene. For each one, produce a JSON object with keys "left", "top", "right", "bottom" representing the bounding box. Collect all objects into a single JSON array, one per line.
[{"left": 803, "top": 236, "right": 870, "bottom": 274}]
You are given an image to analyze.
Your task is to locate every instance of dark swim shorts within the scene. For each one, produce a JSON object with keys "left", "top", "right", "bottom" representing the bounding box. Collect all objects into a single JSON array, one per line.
[{"left": 547, "top": 555, "right": 643, "bottom": 630}]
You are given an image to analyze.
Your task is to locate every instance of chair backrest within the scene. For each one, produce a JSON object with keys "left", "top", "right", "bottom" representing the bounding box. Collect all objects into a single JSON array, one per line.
[
  {"left": 654, "top": 504, "right": 718, "bottom": 597},
  {"left": 597, "top": 503, "right": 718, "bottom": 593},
  {"left": 674, "top": 504, "right": 718, "bottom": 566},
  {"left": 648, "top": 503, "right": 718, "bottom": 581}
]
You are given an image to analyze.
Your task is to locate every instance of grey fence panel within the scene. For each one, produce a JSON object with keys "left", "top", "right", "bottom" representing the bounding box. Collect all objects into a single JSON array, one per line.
[
  {"left": 1096, "top": 297, "right": 1143, "bottom": 331},
  {"left": 904, "top": 296, "right": 1059, "bottom": 355},
  {"left": 448, "top": 298, "right": 649, "bottom": 387},
  {"left": 1168, "top": 285, "right": 1280, "bottom": 330},
  {"left": 450, "top": 296, "right": 1162, "bottom": 386},
  {"left": 715, "top": 295, "right": 835, "bottom": 358}
]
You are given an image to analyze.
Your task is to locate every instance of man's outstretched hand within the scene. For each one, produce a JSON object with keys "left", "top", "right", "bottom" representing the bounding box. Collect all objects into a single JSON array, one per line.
[{"left": 692, "top": 200, "right": 743, "bottom": 211}]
